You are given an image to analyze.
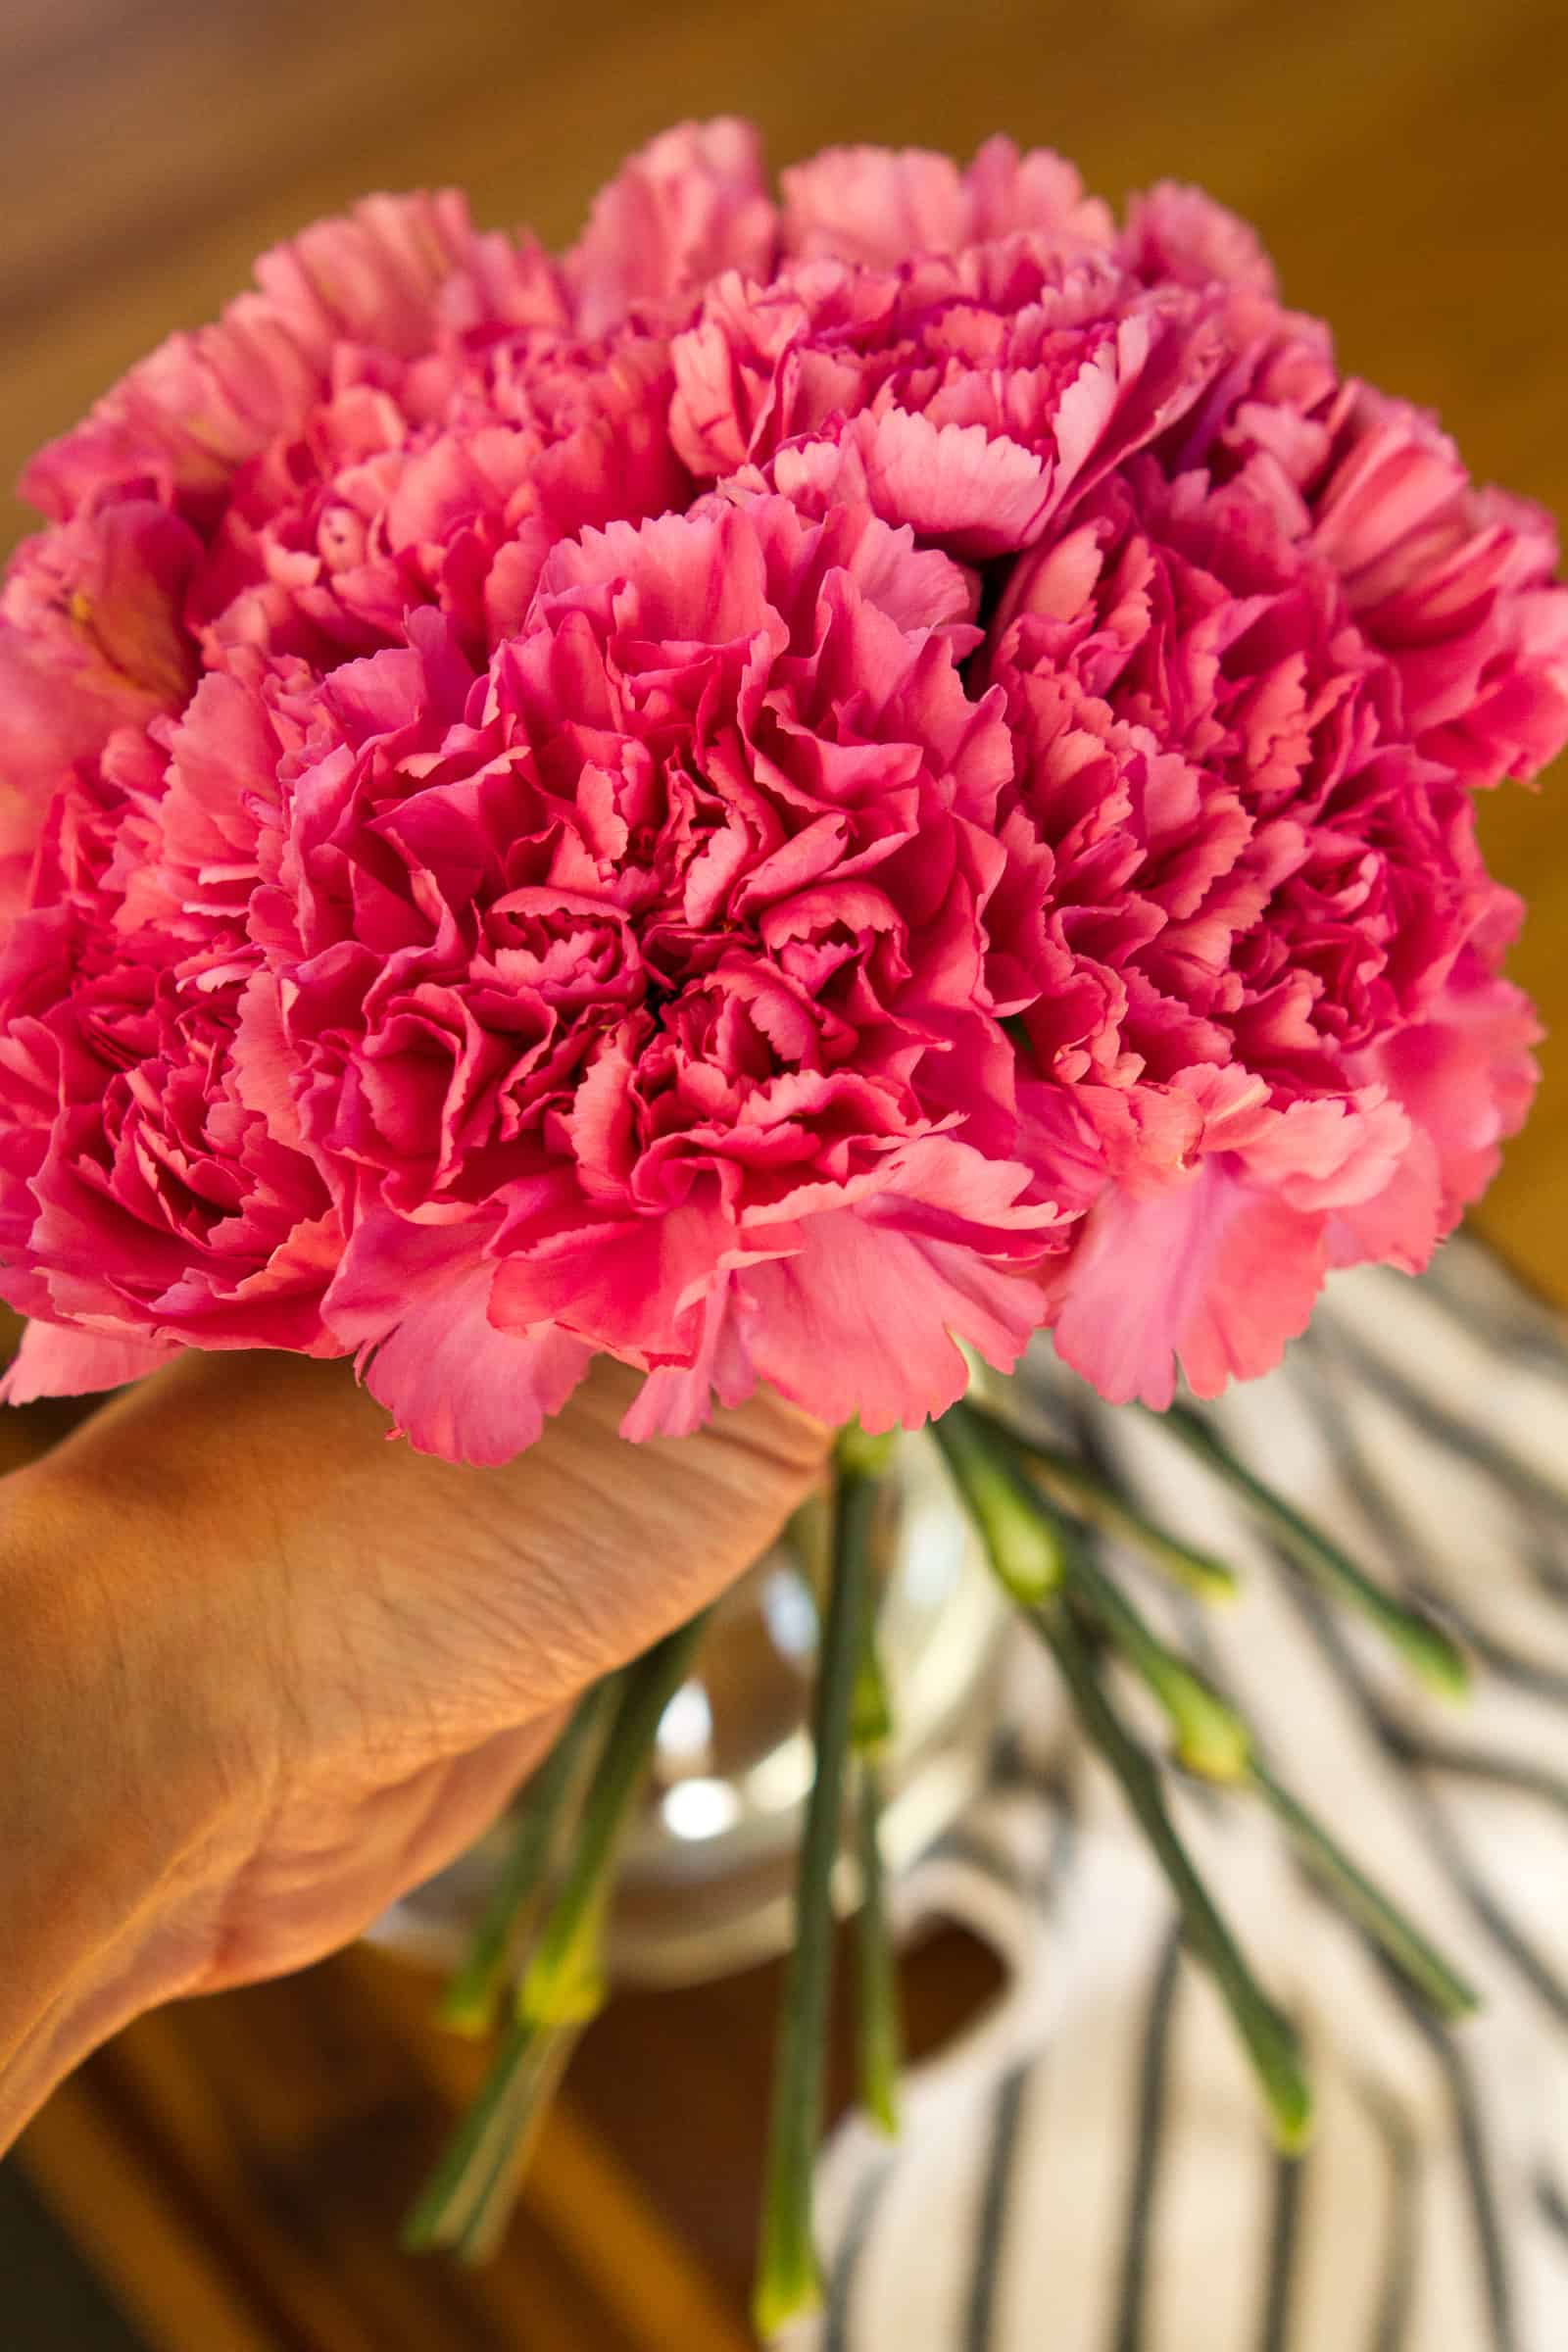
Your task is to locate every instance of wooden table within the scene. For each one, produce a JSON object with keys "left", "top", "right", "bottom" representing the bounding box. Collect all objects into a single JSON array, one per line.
[{"left": 4, "top": 2, "right": 1566, "bottom": 2343}]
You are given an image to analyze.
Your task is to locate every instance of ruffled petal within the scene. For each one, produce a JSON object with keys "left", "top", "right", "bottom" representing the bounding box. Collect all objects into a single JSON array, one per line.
[
  {"left": 741, "top": 1210, "right": 1047, "bottom": 1432},
  {"left": 1044, "top": 1166, "right": 1329, "bottom": 1409},
  {"left": 323, "top": 1215, "right": 591, "bottom": 1464},
  {"left": 565, "top": 119, "right": 776, "bottom": 335},
  {"left": 0, "top": 1320, "right": 180, "bottom": 1404}
]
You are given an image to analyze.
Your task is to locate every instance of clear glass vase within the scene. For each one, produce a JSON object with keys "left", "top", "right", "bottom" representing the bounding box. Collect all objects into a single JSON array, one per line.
[{"left": 366, "top": 1425, "right": 1009, "bottom": 1986}]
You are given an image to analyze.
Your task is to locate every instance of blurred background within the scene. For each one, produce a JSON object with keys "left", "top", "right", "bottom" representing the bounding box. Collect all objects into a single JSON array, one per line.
[{"left": 2, "top": 1, "right": 1565, "bottom": 2344}]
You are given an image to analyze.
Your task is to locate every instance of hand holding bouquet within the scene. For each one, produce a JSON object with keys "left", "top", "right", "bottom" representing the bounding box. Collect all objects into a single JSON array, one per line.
[{"left": 2, "top": 120, "right": 1563, "bottom": 2328}]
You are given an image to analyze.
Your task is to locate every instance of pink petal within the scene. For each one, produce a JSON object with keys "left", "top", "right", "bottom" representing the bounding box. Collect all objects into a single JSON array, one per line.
[
  {"left": 1332, "top": 955, "right": 1540, "bottom": 1271},
  {"left": 323, "top": 1215, "right": 591, "bottom": 1464},
  {"left": 780, "top": 143, "right": 975, "bottom": 265},
  {"left": 771, "top": 411, "right": 1054, "bottom": 559},
  {"left": 25, "top": 194, "right": 492, "bottom": 518},
  {"left": 780, "top": 136, "right": 1112, "bottom": 265},
  {"left": 617, "top": 1273, "right": 759, "bottom": 1441},
  {"left": 1045, "top": 1164, "right": 1329, "bottom": 1409},
  {"left": 565, "top": 119, "right": 776, "bottom": 335},
  {"left": 1121, "top": 182, "right": 1278, "bottom": 294},
  {"left": 0, "top": 1320, "right": 180, "bottom": 1404},
  {"left": 741, "top": 1209, "right": 1046, "bottom": 1432}
]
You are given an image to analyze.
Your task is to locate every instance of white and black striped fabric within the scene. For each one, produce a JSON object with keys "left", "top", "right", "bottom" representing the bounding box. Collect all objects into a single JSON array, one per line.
[{"left": 790, "top": 1241, "right": 1568, "bottom": 2352}]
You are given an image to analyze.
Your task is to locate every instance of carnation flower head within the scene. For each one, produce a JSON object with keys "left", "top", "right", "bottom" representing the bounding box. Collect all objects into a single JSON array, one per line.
[
  {"left": 0, "top": 122, "right": 1563, "bottom": 1456},
  {"left": 257, "top": 496, "right": 1057, "bottom": 1453},
  {"left": 671, "top": 227, "right": 1229, "bottom": 560},
  {"left": 980, "top": 456, "right": 1536, "bottom": 1404}
]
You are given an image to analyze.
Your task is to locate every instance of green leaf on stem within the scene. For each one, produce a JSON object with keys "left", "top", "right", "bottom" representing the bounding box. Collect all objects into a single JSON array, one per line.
[
  {"left": 520, "top": 1613, "right": 711, "bottom": 2030},
  {"left": 990, "top": 1417, "right": 1239, "bottom": 1600},
  {"left": 849, "top": 1553, "right": 901, "bottom": 2137},
  {"left": 783, "top": 1486, "right": 834, "bottom": 1601},
  {"left": 1064, "top": 1544, "right": 1252, "bottom": 1786},
  {"left": 1061, "top": 1533, "right": 1478, "bottom": 2020},
  {"left": 1054, "top": 1505, "right": 1477, "bottom": 2020},
  {"left": 851, "top": 1614, "right": 894, "bottom": 1756},
  {"left": 932, "top": 1400, "right": 1073, "bottom": 1604},
  {"left": 1041, "top": 1599, "right": 1312, "bottom": 2153},
  {"left": 409, "top": 1616, "right": 709, "bottom": 2262},
  {"left": 451, "top": 2025, "right": 578, "bottom": 2266},
  {"left": 403, "top": 2016, "right": 544, "bottom": 2253},
  {"left": 1249, "top": 1759, "right": 1479, "bottom": 2021},
  {"left": 933, "top": 1403, "right": 1309, "bottom": 2147},
  {"left": 1147, "top": 1403, "right": 1469, "bottom": 1700},
  {"left": 437, "top": 1683, "right": 615, "bottom": 2037}
]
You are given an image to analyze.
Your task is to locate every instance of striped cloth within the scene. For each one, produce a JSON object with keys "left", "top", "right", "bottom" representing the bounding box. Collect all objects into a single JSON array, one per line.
[{"left": 792, "top": 1241, "right": 1568, "bottom": 2352}]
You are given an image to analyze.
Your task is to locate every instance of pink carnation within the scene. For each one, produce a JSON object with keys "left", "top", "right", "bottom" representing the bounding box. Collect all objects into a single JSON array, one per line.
[
  {"left": 265, "top": 499, "right": 1058, "bottom": 1453},
  {"left": 0, "top": 669, "right": 340, "bottom": 1398},
  {"left": 4, "top": 123, "right": 775, "bottom": 835},
  {"left": 0, "top": 122, "right": 1562, "bottom": 1454},
  {"left": 0, "top": 501, "right": 201, "bottom": 927},
  {"left": 565, "top": 117, "right": 778, "bottom": 335},
  {"left": 191, "top": 321, "right": 688, "bottom": 675},
  {"left": 777, "top": 135, "right": 1115, "bottom": 269},
  {"left": 985, "top": 450, "right": 1549, "bottom": 1405},
  {"left": 671, "top": 239, "right": 1227, "bottom": 558},
  {"left": 1207, "top": 337, "right": 1568, "bottom": 785}
]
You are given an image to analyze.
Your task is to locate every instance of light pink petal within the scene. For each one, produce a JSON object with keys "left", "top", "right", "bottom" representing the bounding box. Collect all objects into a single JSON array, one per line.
[
  {"left": 1121, "top": 182, "right": 1278, "bottom": 294},
  {"left": 617, "top": 1273, "right": 760, "bottom": 1441},
  {"left": 1045, "top": 1164, "right": 1329, "bottom": 1409},
  {"left": 0, "top": 501, "right": 199, "bottom": 713},
  {"left": 741, "top": 1209, "right": 1046, "bottom": 1432},
  {"left": 323, "top": 1215, "right": 591, "bottom": 1464},
  {"left": 565, "top": 119, "right": 776, "bottom": 335},
  {"left": 0, "top": 505, "right": 202, "bottom": 876},
  {"left": 1333, "top": 955, "right": 1541, "bottom": 1271},
  {"left": 780, "top": 137, "right": 1112, "bottom": 265},
  {"left": 771, "top": 411, "right": 1053, "bottom": 559},
  {"left": 25, "top": 194, "right": 489, "bottom": 519},
  {"left": 0, "top": 1320, "right": 180, "bottom": 1404},
  {"left": 962, "top": 136, "right": 1116, "bottom": 251},
  {"left": 1231, "top": 1090, "right": 1411, "bottom": 1215},
  {"left": 1322, "top": 1137, "right": 1444, "bottom": 1277},
  {"left": 490, "top": 1194, "right": 792, "bottom": 1363},
  {"left": 780, "top": 144, "right": 973, "bottom": 265}
]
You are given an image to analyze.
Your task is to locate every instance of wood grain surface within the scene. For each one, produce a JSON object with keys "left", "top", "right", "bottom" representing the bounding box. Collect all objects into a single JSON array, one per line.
[{"left": 3, "top": 2, "right": 1566, "bottom": 2345}]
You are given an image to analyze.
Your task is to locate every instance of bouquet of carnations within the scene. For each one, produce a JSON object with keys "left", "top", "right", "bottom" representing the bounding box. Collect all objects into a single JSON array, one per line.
[{"left": 2, "top": 119, "right": 1564, "bottom": 2330}]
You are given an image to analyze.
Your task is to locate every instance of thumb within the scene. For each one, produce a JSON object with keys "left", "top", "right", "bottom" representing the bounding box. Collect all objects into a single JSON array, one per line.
[{"left": 40, "top": 1348, "right": 832, "bottom": 1743}]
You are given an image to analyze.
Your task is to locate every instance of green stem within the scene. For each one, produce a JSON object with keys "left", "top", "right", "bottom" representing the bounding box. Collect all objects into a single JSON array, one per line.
[
  {"left": 402, "top": 2016, "right": 542, "bottom": 2253},
  {"left": 931, "top": 1400, "right": 1073, "bottom": 1603},
  {"left": 943, "top": 1404, "right": 1471, "bottom": 2092},
  {"left": 408, "top": 1619, "right": 708, "bottom": 2260},
  {"left": 452, "top": 2026, "right": 579, "bottom": 2266},
  {"left": 1065, "top": 1544, "right": 1252, "bottom": 1785},
  {"left": 836, "top": 1419, "right": 900, "bottom": 1481},
  {"left": 754, "top": 1447, "right": 880, "bottom": 2338},
  {"left": 1038, "top": 1601, "right": 1312, "bottom": 2152},
  {"left": 1066, "top": 1543, "right": 1478, "bottom": 2020},
  {"left": 850, "top": 1568, "right": 901, "bottom": 2137},
  {"left": 854, "top": 1758, "right": 901, "bottom": 2136},
  {"left": 990, "top": 1417, "right": 1238, "bottom": 1600},
  {"left": 1147, "top": 1403, "right": 1469, "bottom": 1699},
  {"left": 1249, "top": 1759, "right": 1479, "bottom": 2021},
  {"left": 520, "top": 1614, "right": 711, "bottom": 2029},
  {"left": 438, "top": 1684, "right": 615, "bottom": 2036},
  {"left": 852, "top": 1617, "right": 894, "bottom": 1755}
]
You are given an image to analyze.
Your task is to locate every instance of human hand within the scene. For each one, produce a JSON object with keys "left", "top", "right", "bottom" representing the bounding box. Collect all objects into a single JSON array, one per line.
[{"left": 0, "top": 1350, "right": 827, "bottom": 2148}]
